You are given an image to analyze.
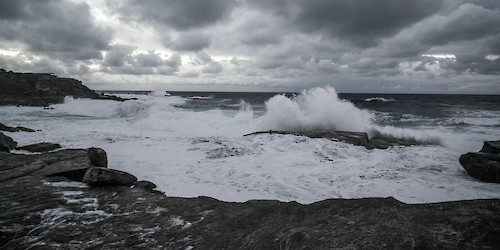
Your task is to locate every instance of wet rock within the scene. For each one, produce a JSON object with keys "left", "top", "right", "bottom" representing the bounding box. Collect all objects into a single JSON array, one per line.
[
  {"left": 83, "top": 167, "right": 137, "bottom": 187},
  {"left": 460, "top": 152, "right": 500, "bottom": 183},
  {"left": 88, "top": 147, "right": 108, "bottom": 167},
  {"left": 244, "top": 130, "right": 432, "bottom": 149},
  {"left": 0, "top": 149, "right": 94, "bottom": 182},
  {"left": 480, "top": 141, "right": 500, "bottom": 154},
  {"left": 0, "top": 133, "right": 17, "bottom": 152},
  {"left": 0, "top": 122, "right": 36, "bottom": 133},
  {"left": 16, "top": 142, "right": 61, "bottom": 152},
  {"left": 134, "top": 180, "right": 157, "bottom": 191}
]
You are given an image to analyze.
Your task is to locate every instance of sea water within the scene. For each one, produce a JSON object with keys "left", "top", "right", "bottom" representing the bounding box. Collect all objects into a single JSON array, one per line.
[{"left": 1, "top": 86, "right": 500, "bottom": 204}]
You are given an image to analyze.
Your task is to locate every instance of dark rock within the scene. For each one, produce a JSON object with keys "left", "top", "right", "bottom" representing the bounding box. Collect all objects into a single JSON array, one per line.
[
  {"left": 0, "top": 133, "right": 17, "bottom": 152},
  {"left": 460, "top": 153, "right": 500, "bottom": 183},
  {"left": 134, "top": 180, "right": 157, "bottom": 191},
  {"left": 480, "top": 141, "right": 500, "bottom": 154},
  {"left": 0, "top": 122, "right": 36, "bottom": 132},
  {"left": 244, "top": 130, "right": 434, "bottom": 149},
  {"left": 83, "top": 167, "right": 137, "bottom": 187},
  {"left": 16, "top": 142, "right": 61, "bottom": 152},
  {"left": 0, "top": 70, "right": 127, "bottom": 106},
  {"left": 16, "top": 126, "right": 36, "bottom": 132},
  {"left": 0, "top": 123, "right": 18, "bottom": 132},
  {"left": 88, "top": 147, "right": 107, "bottom": 167},
  {"left": 0, "top": 149, "right": 94, "bottom": 182}
]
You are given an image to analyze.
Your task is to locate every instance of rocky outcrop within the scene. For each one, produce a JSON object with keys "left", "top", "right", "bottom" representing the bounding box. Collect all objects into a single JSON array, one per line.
[
  {"left": 460, "top": 140, "right": 500, "bottom": 183},
  {"left": 0, "top": 122, "right": 36, "bottom": 132},
  {"left": 83, "top": 167, "right": 137, "bottom": 187},
  {"left": 244, "top": 130, "right": 434, "bottom": 149},
  {"left": 0, "top": 133, "right": 17, "bottom": 152},
  {"left": 1, "top": 146, "right": 499, "bottom": 249},
  {"left": 16, "top": 142, "right": 61, "bottom": 152},
  {"left": 0, "top": 70, "right": 126, "bottom": 106}
]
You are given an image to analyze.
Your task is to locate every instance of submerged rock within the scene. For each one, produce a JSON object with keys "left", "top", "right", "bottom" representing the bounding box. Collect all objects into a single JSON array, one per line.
[
  {"left": 0, "top": 133, "right": 17, "bottom": 152},
  {"left": 83, "top": 167, "right": 137, "bottom": 187},
  {"left": 16, "top": 142, "right": 61, "bottom": 152}
]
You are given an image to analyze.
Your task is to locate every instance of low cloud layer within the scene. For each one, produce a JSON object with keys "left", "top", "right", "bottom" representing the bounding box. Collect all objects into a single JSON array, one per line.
[{"left": 0, "top": 0, "right": 499, "bottom": 93}]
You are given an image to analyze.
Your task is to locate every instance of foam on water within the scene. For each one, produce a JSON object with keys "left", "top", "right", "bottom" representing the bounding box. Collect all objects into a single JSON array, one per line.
[{"left": 2, "top": 87, "right": 500, "bottom": 204}]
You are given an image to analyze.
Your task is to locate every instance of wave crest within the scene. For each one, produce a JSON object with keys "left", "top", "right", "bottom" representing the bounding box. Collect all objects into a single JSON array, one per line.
[{"left": 257, "top": 86, "right": 372, "bottom": 132}]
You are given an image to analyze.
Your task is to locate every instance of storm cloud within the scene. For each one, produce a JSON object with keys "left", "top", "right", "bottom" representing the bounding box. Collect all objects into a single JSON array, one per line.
[{"left": 0, "top": 0, "right": 499, "bottom": 93}]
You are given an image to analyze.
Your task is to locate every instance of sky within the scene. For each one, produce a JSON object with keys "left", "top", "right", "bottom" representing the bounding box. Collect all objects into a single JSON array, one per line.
[{"left": 0, "top": 0, "right": 500, "bottom": 93}]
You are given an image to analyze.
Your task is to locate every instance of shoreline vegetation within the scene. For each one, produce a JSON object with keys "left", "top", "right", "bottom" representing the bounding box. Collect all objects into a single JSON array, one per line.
[{"left": 1, "top": 70, "right": 499, "bottom": 248}]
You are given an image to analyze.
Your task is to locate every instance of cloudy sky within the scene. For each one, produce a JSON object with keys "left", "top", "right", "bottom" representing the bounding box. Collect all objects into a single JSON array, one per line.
[{"left": 1, "top": 0, "right": 499, "bottom": 93}]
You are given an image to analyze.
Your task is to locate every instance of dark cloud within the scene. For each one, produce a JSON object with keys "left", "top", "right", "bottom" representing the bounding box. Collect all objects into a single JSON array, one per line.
[
  {"left": 108, "top": 0, "right": 237, "bottom": 30},
  {"left": 101, "top": 44, "right": 181, "bottom": 75},
  {"left": 0, "top": 0, "right": 112, "bottom": 61},
  {"left": 168, "top": 32, "right": 211, "bottom": 51},
  {"left": 248, "top": 0, "right": 443, "bottom": 47}
]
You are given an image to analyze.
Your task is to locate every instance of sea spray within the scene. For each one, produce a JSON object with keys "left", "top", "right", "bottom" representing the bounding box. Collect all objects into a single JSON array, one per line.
[
  {"left": 257, "top": 86, "right": 372, "bottom": 132},
  {"left": 51, "top": 97, "right": 150, "bottom": 118}
]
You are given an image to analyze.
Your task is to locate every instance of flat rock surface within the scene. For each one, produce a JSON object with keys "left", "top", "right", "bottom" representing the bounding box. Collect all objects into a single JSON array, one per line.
[
  {"left": 1, "top": 151, "right": 499, "bottom": 249},
  {"left": 16, "top": 142, "right": 62, "bottom": 152}
]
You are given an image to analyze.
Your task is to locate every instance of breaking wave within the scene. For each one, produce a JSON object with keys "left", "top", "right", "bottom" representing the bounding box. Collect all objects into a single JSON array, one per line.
[
  {"left": 50, "top": 97, "right": 150, "bottom": 118},
  {"left": 257, "top": 86, "right": 373, "bottom": 132}
]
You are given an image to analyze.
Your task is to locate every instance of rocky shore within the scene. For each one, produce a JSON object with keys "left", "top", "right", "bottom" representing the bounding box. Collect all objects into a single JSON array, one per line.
[
  {"left": 0, "top": 130, "right": 499, "bottom": 249},
  {"left": 1, "top": 71, "right": 500, "bottom": 248},
  {"left": 0, "top": 69, "right": 125, "bottom": 106}
]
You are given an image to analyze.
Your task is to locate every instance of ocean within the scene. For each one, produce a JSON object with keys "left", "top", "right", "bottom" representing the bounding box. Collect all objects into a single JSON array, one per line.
[{"left": 2, "top": 86, "right": 500, "bottom": 204}]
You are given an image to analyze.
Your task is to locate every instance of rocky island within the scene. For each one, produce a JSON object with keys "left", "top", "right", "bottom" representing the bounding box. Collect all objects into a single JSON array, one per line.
[{"left": 1, "top": 71, "right": 499, "bottom": 249}]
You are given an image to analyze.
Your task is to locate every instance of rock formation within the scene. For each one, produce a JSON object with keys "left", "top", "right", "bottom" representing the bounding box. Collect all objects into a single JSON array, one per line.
[
  {"left": 1, "top": 142, "right": 499, "bottom": 249},
  {"left": 460, "top": 140, "right": 500, "bottom": 183},
  {"left": 0, "top": 70, "right": 126, "bottom": 106},
  {"left": 244, "top": 130, "right": 436, "bottom": 149}
]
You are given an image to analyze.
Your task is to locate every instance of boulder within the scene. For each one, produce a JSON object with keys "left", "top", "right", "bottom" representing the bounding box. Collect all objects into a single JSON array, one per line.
[
  {"left": 480, "top": 141, "right": 500, "bottom": 154},
  {"left": 16, "top": 142, "right": 61, "bottom": 152},
  {"left": 88, "top": 147, "right": 108, "bottom": 167},
  {"left": 83, "top": 167, "right": 137, "bottom": 187},
  {"left": 460, "top": 153, "right": 500, "bottom": 183},
  {"left": 0, "top": 133, "right": 17, "bottom": 152},
  {"left": 0, "top": 149, "right": 95, "bottom": 182}
]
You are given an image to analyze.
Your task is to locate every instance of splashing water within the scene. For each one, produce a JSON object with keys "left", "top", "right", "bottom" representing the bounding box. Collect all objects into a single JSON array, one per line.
[{"left": 257, "top": 86, "right": 373, "bottom": 132}]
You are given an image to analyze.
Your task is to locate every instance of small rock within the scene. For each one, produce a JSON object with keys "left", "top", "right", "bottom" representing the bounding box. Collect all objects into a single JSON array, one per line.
[
  {"left": 0, "top": 133, "right": 17, "bottom": 152},
  {"left": 88, "top": 147, "right": 107, "bottom": 167},
  {"left": 16, "top": 142, "right": 61, "bottom": 152},
  {"left": 0, "top": 123, "right": 19, "bottom": 132},
  {"left": 480, "top": 141, "right": 500, "bottom": 154},
  {"left": 134, "top": 180, "right": 157, "bottom": 191},
  {"left": 83, "top": 167, "right": 137, "bottom": 187},
  {"left": 0, "top": 122, "right": 35, "bottom": 132},
  {"left": 16, "top": 126, "right": 36, "bottom": 132}
]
